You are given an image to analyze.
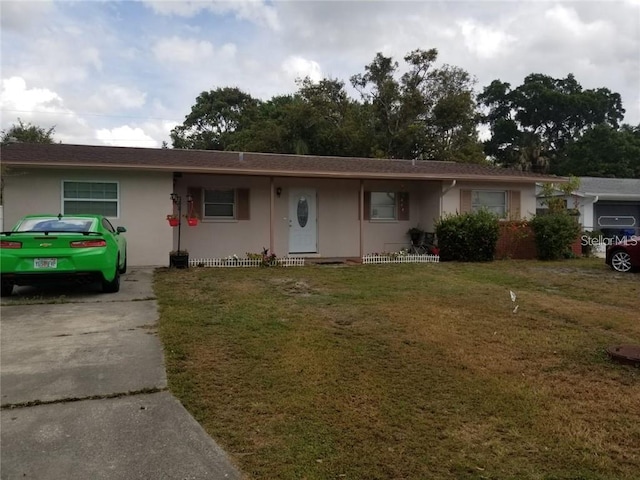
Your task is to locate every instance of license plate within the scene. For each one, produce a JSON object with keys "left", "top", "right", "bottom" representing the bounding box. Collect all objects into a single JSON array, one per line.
[{"left": 34, "top": 258, "right": 57, "bottom": 269}]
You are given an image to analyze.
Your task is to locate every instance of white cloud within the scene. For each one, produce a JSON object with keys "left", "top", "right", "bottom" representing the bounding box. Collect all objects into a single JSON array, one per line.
[
  {"left": 0, "top": 76, "right": 94, "bottom": 144},
  {"left": 2, "top": 0, "right": 638, "bottom": 149},
  {"left": 81, "top": 47, "right": 103, "bottom": 72},
  {"left": 86, "top": 85, "right": 147, "bottom": 113},
  {"left": 282, "top": 56, "right": 323, "bottom": 83},
  {"left": 152, "top": 36, "right": 216, "bottom": 64},
  {"left": 95, "top": 125, "right": 159, "bottom": 148},
  {"left": 143, "top": 0, "right": 280, "bottom": 31},
  {"left": 219, "top": 43, "right": 238, "bottom": 58},
  {"left": 141, "top": 119, "right": 180, "bottom": 145},
  {"left": 142, "top": 0, "right": 203, "bottom": 17},
  {"left": 12, "top": 36, "right": 103, "bottom": 86},
  {"left": 544, "top": 5, "right": 607, "bottom": 37},
  {"left": 0, "top": 0, "right": 54, "bottom": 32},
  {"left": 457, "top": 19, "right": 516, "bottom": 60},
  {"left": 1, "top": 76, "right": 65, "bottom": 113}
]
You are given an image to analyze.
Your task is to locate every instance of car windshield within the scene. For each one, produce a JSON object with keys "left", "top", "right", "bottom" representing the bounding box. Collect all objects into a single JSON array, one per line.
[{"left": 16, "top": 217, "right": 96, "bottom": 233}]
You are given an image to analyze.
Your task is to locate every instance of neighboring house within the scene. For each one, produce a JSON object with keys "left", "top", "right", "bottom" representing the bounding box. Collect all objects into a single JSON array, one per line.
[
  {"left": 536, "top": 177, "right": 640, "bottom": 237},
  {"left": 1, "top": 143, "right": 563, "bottom": 266}
]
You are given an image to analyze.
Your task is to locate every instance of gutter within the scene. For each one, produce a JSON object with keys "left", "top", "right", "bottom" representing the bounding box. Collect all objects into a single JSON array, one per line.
[
  {"left": 3, "top": 163, "right": 561, "bottom": 183},
  {"left": 584, "top": 193, "right": 640, "bottom": 201}
]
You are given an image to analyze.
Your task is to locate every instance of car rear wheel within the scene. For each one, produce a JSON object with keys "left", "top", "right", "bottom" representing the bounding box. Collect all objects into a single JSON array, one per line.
[
  {"left": 1, "top": 283, "right": 14, "bottom": 297},
  {"left": 610, "top": 250, "right": 632, "bottom": 272},
  {"left": 102, "top": 259, "right": 121, "bottom": 293}
]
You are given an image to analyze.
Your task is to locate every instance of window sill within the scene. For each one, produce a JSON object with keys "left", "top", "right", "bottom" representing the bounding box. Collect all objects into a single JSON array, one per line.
[{"left": 202, "top": 218, "right": 238, "bottom": 223}]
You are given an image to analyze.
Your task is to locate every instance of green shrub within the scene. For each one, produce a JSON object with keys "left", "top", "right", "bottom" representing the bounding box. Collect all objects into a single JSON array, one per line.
[
  {"left": 530, "top": 212, "right": 581, "bottom": 260},
  {"left": 435, "top": 210, "right": 500, "bottom": 262}
]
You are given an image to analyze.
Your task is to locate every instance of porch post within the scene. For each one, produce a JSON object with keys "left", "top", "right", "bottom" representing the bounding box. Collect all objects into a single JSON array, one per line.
[
  {"left": 359, "top": 179, "right": 364, "bottom": 258},
  {"left": 270, "top": 177, "right": 275, "bottom": 254}
]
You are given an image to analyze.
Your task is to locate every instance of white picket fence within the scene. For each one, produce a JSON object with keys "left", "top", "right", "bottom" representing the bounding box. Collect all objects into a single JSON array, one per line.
[
  {"left": 189, "top": 257, "right": 306, "bottom": 268},
  {"left": 362, "top": 254, "right": 439, "bottom": 265}
]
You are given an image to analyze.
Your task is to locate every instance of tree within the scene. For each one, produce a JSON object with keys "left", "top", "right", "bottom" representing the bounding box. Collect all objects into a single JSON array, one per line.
[
  {"left": 170, "top": 87, "right": 259, "bottom": 150},
  {"left": 232, "top": 94, "right": 317, "bottom": 155},
  {"left": 351, "top": 49, "right": 484, "bottom": 162},
  {"left": 1, "top": 118, "right": 56, "bottom": 144},
  {"left": 422, "top": 65, "right": 485, "bottom": 163},
  {"left": 350, "top": 52, "right": 405, "bottom": 157},
  {"left": 225, "top": 78, "right": 371, "bottom": 158},
  {"left": 172, "top": 49, "right": 484, "bottom": 163},
  {"left": 555, "top": 124, "right": 640, "bottom": 178},
  {"left": 1, "top": 119, "right": 57, "bottom": 205},
  {"left": 478, "top": 74, "right": 625, "bottom": 172}
]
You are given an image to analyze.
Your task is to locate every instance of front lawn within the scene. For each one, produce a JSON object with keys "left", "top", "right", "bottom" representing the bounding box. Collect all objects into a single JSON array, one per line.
[{"left": 154, "top": 259, "right": 640, "bottom": 480}]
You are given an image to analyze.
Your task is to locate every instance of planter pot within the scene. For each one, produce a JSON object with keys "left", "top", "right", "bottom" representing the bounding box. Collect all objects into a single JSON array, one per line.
[
  {"left": 168, "top": 218, "right": 179, "bottom": 227},
  {"left": 409, "top": 231, "right": 424, "bottom": 246},
  {"left": 187, "top": 217, "right": 199, "bottom": 227},
  {"left": 169, "top": 253, "right": 189, "bottom": 269}
]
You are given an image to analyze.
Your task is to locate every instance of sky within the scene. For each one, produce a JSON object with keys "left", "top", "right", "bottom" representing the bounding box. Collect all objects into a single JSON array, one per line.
[{"left": 1, "top": 0, "right": 639, "bottom": 149}]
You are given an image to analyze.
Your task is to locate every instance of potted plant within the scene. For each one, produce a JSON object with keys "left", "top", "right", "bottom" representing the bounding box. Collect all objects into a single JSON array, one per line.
[
  {"left": 169, "top": 249, "right": 189, "bottom": 268},
  {"left": 184, "top": 213, "right": 199, "bottom": 227},
  {"left": 167, "top": 214, "right": 179, "bottom": 227}
]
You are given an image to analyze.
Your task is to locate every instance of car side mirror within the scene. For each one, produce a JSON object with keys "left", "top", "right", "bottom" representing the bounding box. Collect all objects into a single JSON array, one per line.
[{"left": 116, "top": 226, "right": 127, "bottom": 233}]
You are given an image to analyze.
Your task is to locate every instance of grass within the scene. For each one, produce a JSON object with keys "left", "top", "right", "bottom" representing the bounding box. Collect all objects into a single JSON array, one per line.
[{"left": 154, "top": 258, "right": 640, "bottom": 480}]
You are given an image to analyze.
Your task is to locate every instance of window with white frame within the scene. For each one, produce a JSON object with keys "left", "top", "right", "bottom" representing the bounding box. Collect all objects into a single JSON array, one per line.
[
  {"left": 63, "top": 181, "right": 119, "bottom": 217},
  {"left": 371, "top": 192, "right": 397, "bottom": 220},
  {"left": 471, "top": 190, "right": 506, "bottom": 216},
  {"left": 204, "top": 189, "right": 235, "bottom": 218}
]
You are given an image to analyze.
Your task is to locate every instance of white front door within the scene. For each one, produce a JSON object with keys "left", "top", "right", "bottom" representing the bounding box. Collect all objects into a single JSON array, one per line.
[{"left": 289, "top": 188, "right": 317, "bottom": 254}]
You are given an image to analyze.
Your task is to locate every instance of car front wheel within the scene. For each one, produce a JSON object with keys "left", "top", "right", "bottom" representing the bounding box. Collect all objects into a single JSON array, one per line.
[{"left": 610, "top": 250, "right": 632, "bottom": 272}]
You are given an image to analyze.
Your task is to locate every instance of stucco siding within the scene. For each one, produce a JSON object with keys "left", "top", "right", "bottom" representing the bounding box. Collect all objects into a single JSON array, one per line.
[
  {"left": 3, "top": 168, "right": 173, "bottom": 266},
  {"left": 175, "top": 174, "right": 272, "bottom": 259},
  {"left": 173, "top": 175, "right": 444, "bottom": 258},
  {"left": 417, "top": 182, "right": 442, "bottom": 232},
  {"left": 361, "top": 180, "right": 432, "bottom": 254}
]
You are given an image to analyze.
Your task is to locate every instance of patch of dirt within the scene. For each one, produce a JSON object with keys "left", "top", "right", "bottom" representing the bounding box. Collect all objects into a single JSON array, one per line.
[
  {"left": 269, "top": 278, "right": 315, "bottom": 296},
  {"left": 285, "top": 281, "right": 313, "bottom": 296},
  {"left": 531, "top": 266, "right": 605, "bottom": 278}
]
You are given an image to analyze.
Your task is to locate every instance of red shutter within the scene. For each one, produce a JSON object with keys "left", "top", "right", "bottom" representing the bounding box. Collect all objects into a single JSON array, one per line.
[
  {"left": 397, "top": 192, "right": 410, "bottom": 221},
  {"left": 236, "top": 188, "right": 250, "bottom": 220},
  {"left": 460, "top": 189, "right": 472, "bottom": 213}
]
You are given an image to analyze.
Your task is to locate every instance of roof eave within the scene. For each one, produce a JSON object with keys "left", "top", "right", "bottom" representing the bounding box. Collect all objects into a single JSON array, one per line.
[
  {"left": 587, "top": 193, "right": 640, "bottom": 200},
  {"left": 3, "top": 161, "right": 563, "bottom": 183}
]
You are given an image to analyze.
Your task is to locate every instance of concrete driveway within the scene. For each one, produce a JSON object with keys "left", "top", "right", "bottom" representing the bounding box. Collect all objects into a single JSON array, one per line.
[{"left": 0, "top": 268, "right": 241, "bottom": 480}]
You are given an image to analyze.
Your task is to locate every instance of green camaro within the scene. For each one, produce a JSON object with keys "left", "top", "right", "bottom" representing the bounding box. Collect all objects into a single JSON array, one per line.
[{"left": 0, "top": 214, "right": 127, "bottom": 296}]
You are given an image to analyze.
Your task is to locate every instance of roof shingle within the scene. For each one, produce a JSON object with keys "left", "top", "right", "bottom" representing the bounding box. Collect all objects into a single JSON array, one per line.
[{"left": 0, "top": 143, "right": 565, "bottom": 183}]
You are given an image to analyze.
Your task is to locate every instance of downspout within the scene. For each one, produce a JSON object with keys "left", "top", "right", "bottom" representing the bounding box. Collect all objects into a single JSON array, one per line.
[
  {"left": 440, "top": 180, "right": 457, "bottom": 216},
  {"left": 442, "top": 179, "right": 457, "bottom": 194},
  {"left": 590, "top": 195, "right": 599, "bottom": 232},
  {"left": 359, "top": 180, "right": 364, "bottom": 259},
  {"left": 269, "top": 177, "right": 275, "bottom": 254}
]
